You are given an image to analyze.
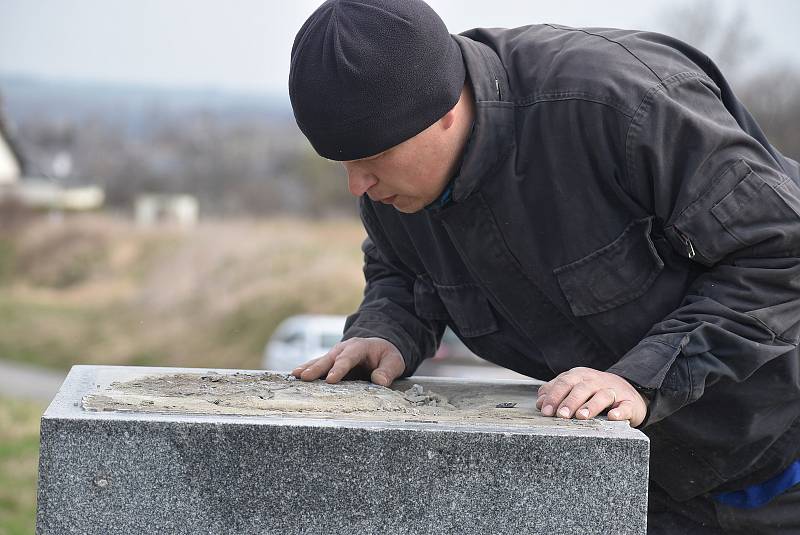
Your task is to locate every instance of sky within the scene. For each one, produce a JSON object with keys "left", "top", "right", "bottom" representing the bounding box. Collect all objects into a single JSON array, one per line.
[{"left": 1, "top": 0, "right": 798, "bottom": 97}]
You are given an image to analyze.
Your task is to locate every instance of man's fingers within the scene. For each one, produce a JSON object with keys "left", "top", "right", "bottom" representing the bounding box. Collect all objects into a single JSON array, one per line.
[
  {"left": 298, "top": 357, "right": 333, "bottom": 381},
  {"left": 536, "top": 374, "right": 581, "bottom": 416},
  {"left": 536, "top": 367, "right": 648, "bottom": 427},
  {"left": 325, "top": 344, "right": 366, "bottom": 383},
  {"left": 292, "top": 355, "right": 326, "bottom": 380},
  {"left": 575, "top": 388, "right": 617, "bottom": 420},
  {"left": 291, "top": 359, "right": 315, "bottom": 378},
  {"left": 555, "top": 382, "right": 595, "bottom": 418},
  {"left": 608, "top": 399, "right": 647, "bottom": 427},
  {"left": 535, "top": 385, "right": 549, "bottom": 409},
  {"left": 292, "top": 338, "right": 405, "bottom": 386},
  {"left": 370, "top": 351, "right": 405, "bottom": 386},
  {"left": 295, "top": 345, "right": 344, "bottom": 381},
  {"left": 608, "top": 399, "right": 635, "bottom": 422}
]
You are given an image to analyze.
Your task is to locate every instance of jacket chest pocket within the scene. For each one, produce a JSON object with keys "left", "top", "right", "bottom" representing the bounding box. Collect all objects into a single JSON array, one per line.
[
  {"left": 414, "top": 275, "right": 499, "bottom": 337},
  {"left": 553, "top": 217, "right": 664, "bottom": 317}
]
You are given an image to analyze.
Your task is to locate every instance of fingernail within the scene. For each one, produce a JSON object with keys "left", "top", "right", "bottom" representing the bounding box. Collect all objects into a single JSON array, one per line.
[
  {"left": 609, "top": 410, "right": 619, "bottom": 419},
  {"left": 558, "top": 407, "right": 570, "bottom": 418},
  {"left": 578, "top": 408, "right": 589, "bottom": 419},
  {"left": 542, "top": 405, "right": 554, "bottom": 416}
]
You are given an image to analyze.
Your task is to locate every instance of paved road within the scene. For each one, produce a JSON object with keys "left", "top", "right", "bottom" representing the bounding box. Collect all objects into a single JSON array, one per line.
[{"left": 0, "top": 360, "right": 67, "bottom": 402}]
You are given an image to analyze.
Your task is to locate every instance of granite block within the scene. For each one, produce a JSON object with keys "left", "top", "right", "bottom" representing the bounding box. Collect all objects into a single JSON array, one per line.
[{"left": 36, "top": 365, "right": 649, "bottom": 534}]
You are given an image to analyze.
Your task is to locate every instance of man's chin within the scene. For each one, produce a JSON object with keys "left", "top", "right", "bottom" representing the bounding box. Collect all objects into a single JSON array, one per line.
[{"left": 392, "top": 198, "right": 425, "bottom": 214}]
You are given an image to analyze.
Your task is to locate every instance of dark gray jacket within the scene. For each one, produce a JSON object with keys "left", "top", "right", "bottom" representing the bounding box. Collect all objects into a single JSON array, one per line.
[{"left": 342, "top": 24, "right": 800, "bottom": 502}]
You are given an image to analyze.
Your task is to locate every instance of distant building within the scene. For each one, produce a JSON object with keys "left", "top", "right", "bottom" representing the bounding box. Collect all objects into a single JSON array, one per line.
[
  {"left": 0, "top": 105, "right": 25, "bottom": 185},
  {"left": 135, "top": 194, "right": 199, "bottom": 228},
  {"left": 8, "top": 178, "right": 105, "bottom": 211},
  {"left": 0, "top": 99, "right": 104, "bottom": 211}
]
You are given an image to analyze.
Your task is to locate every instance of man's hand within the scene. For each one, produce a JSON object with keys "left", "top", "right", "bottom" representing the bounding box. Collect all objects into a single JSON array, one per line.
[
  {"left": 291, "top": 337, "right": 405, "bottom": 386},
  {"left": 535, "top": 367, "right": 649, "bottom": 427}
]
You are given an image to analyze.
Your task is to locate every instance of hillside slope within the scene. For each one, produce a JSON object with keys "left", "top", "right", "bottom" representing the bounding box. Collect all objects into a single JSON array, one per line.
[{"left": 0, "top": 213, "right": 366, "bottom": 371}]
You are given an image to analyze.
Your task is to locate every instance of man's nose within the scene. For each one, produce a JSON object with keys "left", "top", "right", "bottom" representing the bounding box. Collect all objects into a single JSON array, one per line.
[{"left": 346, "top": 167, "right": 378, "bottom": 197}]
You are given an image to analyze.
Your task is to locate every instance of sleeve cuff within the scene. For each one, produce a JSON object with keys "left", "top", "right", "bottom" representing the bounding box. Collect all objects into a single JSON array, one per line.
[{"left": 607, "top": 334, "right": 692, "bottom": 426}]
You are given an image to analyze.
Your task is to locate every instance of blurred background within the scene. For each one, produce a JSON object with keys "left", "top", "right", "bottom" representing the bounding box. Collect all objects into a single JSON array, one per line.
[{"left": 1, "top": 1, "right": 798, "bottom": 533}]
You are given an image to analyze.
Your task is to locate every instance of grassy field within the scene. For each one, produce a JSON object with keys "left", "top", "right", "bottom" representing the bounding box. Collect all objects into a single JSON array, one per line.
[
  {"left": 0, "top": 398, "right": 44, "bottom": 535},
  {"left": 0, "top": 213, "right": 367, "bottom": 371}
]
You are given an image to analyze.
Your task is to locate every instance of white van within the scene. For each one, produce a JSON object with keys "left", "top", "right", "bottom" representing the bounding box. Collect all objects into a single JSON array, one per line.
[
  {"left": 262, "top": 314, "right": 346, "bottom": 371},
  {"left": 261, "top": 314, "right": 528, "bottom": 379}
]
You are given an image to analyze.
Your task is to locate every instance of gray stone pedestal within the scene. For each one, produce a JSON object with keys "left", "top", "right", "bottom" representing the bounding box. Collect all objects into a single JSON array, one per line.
[{"left": 37, "top": 365, "right": 649, "bottom": 534}]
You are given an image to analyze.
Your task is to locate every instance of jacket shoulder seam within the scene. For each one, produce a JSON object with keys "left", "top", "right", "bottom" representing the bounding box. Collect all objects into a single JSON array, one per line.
[
  {"left": 544, "top": 24, "right": 664, "bottom": 83},
  {"left": 515, "top": 91, "right": 636, "bottom": 118}
]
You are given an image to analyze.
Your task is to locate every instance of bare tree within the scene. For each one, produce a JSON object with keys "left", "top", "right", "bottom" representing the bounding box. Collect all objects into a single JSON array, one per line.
[
  {"left": 739, "top": 67, "right": 800, "bottom": 160},
  {"left": 659, "top": 1, "right": 799, "bottom": 161},
  {"left": 659, "top": 0, "right": 760, "bottom": 84}
]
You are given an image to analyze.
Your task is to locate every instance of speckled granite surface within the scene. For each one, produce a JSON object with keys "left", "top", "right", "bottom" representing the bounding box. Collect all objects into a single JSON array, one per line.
[{"left": 37, "top": 365, "right": 649, "bottom": 534}]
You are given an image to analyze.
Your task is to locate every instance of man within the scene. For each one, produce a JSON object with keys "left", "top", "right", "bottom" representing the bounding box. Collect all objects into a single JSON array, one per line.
[{"left": 288, "top": 0, "right": 800, "bottom": 532}]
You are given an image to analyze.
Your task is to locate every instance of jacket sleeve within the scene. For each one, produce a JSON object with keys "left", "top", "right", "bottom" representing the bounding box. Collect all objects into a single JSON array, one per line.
[
  {"left": 341, "top": 199, "right": 444, "bottom": 375},
  {"left": 606, "top": 72, "right": 800, "bottom": 425}
]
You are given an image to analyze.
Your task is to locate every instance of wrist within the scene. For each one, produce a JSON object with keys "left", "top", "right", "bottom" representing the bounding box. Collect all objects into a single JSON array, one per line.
[{"left": 627, "top": 380, "right": 654, "bottom": 407}]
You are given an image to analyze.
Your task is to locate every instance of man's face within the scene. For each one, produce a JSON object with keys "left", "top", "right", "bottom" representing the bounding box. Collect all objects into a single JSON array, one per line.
[{"left": 342, "top": 119, "right": 457, "bottom": 214}]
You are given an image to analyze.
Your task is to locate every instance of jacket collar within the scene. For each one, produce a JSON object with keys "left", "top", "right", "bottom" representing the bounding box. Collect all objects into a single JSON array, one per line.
[{"left": 449, "top": 34, "right": 515, "bottom": 203}]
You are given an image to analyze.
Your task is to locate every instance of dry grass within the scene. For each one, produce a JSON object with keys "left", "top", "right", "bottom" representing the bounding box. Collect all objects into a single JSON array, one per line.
[
  {"left": 0, "top": 397, "right": 44, "bottom": 535},
  {"left": 0, "top": 214, "right": 367, "bottom": 370}
]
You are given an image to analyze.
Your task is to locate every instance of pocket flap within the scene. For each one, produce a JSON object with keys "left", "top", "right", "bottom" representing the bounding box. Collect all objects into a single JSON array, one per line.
[
  {"left": 554, "top": 217, "right": 664, "bottom": 317},
  {"left": 667, "top": 159, "right": 800, "bottom": 265},
  {"left": 413, "top": 275, "right": 449, "bottom": 321},
  {"left": 414, "top": 276, "right": 498, "bottom": 337}
]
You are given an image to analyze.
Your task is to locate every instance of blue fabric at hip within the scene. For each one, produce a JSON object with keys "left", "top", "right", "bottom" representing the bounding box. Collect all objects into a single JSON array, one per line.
[{"left": 713, "top": 459, "right": 800, "bottom": 509}]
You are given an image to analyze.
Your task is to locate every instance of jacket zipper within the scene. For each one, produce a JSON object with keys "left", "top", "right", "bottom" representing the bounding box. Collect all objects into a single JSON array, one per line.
[{"left": 674, "top": 227, "right": 696, "bottom": 259}]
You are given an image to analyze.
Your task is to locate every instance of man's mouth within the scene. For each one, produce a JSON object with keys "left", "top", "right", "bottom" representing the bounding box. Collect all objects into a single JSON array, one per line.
[{"left": 379, "top": 195, "right": 397, "bottom": 204}]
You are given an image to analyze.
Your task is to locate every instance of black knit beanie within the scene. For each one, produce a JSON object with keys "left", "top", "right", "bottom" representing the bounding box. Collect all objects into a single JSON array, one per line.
[{"left": 289, "top": 0, "right": 466, "bottom": 161}]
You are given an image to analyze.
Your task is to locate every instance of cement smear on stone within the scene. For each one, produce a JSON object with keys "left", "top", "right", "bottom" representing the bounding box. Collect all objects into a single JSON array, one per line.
[{"left": 81, "top": 371, "right": 599, "bottom": 429}]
